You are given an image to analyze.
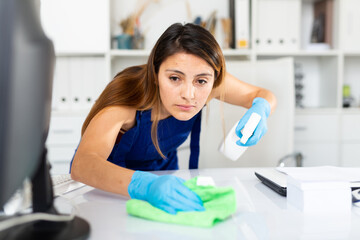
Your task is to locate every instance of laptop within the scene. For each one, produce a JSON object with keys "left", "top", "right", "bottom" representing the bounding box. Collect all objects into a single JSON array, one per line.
[{"left": 255, "top": 169, "right": 288, "bottom": 196}]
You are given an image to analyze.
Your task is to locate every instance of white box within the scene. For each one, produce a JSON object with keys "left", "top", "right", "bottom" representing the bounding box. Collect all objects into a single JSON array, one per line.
[{"left": 287, "top": 176, "right": 352, "bottom": 213}]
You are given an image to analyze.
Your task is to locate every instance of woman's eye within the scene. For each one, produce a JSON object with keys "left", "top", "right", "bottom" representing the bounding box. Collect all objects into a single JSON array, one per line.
[
  {"left": 197, "top": 79, "right": 207, "bottom": 85},
  {"left": 169, "top": 76, "right": 180, "bottom": 82}
]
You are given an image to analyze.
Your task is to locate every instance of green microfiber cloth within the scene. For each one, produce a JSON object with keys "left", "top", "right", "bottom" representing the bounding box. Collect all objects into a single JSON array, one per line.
[{"left": 126, "top": 177, "right": 237, "bottom": 227}]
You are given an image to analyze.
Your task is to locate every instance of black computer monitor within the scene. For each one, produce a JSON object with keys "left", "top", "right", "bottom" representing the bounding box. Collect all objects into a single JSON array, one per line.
[{"left": 0, "top": 0, "right": 89, "bottom": 239}]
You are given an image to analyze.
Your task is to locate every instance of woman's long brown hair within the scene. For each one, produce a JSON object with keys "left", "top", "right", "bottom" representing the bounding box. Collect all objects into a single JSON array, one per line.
[{"left": 81, "top": 23, "right": 226, "bottom": 158}]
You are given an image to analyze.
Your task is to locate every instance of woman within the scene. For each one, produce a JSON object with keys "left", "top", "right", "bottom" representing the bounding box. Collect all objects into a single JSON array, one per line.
[{"left": 71, "top": 23, "right": 276, "bottom": 215}]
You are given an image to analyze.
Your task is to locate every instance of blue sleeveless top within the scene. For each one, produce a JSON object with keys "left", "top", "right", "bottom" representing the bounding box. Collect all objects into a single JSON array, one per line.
[
  {"left": 70, "top": 109, "right": 202, "bottom": 172},
  {"left": 107, "top": 109, "right": 201, "bottom": 171}
]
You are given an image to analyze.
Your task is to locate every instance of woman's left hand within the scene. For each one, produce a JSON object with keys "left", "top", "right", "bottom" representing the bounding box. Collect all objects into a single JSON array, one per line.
[{"left": 235, "top": 97, "right": 271, "bottom": 147}]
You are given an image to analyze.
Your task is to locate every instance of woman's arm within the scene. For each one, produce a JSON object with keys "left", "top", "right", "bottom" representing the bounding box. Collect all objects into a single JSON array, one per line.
[
  {"left": 211, "top": 72, "right": 277, "bottom": 114},
  {"left": 71, "top": 106, "right": 137, "bottom": 197},
  {"left": 70, "top": 106, "right": 205, "bottom": 215},
  {"left": 210, "top": 71, "right": 277, "bottom": 146}
]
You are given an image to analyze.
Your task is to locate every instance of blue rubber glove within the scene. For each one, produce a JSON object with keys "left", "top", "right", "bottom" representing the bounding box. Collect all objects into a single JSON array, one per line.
[
  {"left": 235, "top": 97, "right": 271, "bottom": 147},
  {"left": 128, "top": 171, "right": 205, "bottom": 215}
]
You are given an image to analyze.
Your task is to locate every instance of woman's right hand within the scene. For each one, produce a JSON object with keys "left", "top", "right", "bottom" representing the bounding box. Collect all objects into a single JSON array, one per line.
[{"left": 128, "top": 171, "right": 205, "bottom": 214}]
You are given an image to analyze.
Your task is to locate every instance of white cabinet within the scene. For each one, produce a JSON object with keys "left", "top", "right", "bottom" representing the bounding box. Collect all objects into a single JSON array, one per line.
[
  {"left": 340, "top": 114, "right": 360, "bottom": 166},
  {"left": 294, "top": 113, "right": 340, "bottom": 166},
  {"left": 295, "top": 114, "right": 339, "bottom": 142},
  {"left": 41, "top": 0, "right": 360, "bottom": 167},
  {"left": 295, "top": 112, "right": 360, "bottom": 166},
  {"left": 341, "top": 114, "right": 360, "bottom": 141},
  {"left": 46, "top": 113, "right": 86, "bottom": 174},
  {"left": 341, "top": 143, "right": 360, "bottom": 167},
  {"left": 295, "top": 143, "right": 339, "bottom": 166}
]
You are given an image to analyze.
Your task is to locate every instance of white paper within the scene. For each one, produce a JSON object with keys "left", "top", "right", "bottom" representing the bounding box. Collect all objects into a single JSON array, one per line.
[
  {"left": 276, "top": 166, "right": 360, "bottom": 182},
  {"left": 196, "top": 176, "right": 215, "bottom": 187}
]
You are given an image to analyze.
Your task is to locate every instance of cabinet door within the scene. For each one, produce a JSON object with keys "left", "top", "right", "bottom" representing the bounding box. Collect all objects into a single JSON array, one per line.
[
  {"left": 49, "top": 161, "right": 73, "bottom": 175},
  {"left": 295, "top": 143, "right": 339, "bottom": 166},
  {"left": 47, "top": 116, "right": 85, "bottom": 145},
  {"left": 47, "top": 146, "right": 76, "bottom": 162},
  {"left": 341, "top": 114, "right": 360, "bottom": 141},
  {"left": 46, "top": 115, "right": 86, "bottom": 173},
  {"left": 341, "top": 143, "right": 360, "bottom": 167},
  {"left": 295, "top": 114, "right": 339, "bottom": 142}
]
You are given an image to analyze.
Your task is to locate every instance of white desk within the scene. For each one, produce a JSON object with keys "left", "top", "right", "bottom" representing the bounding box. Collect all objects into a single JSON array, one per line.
[{"left": 56, "top": 168, "right": 360, "bottom": 240}]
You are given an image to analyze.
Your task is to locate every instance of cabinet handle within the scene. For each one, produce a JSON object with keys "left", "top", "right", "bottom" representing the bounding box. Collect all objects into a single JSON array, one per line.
[
  {"left": 294, "top": 126, "right": 307, "bottom": 131},
  {"left": 52, "top": 129, "right": 74, "bottom": 134}
]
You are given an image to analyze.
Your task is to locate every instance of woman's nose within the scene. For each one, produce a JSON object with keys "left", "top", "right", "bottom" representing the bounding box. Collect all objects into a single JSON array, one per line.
[{"left": 180, "top": 83, "right": 195, "bottom": 100}]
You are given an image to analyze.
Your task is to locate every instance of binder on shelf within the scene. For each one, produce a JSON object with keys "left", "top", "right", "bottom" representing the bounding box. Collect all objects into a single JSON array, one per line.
[
  {"left": 92, "top": 58, "right": 107, "bottom": 104},
  {"left": 81, "top": 58, "right": 97, "bottom": 110},
  {"left": 83, "top": 57, "right": 106, "bottom": 109},
  {"left": 235, "top": 0, "right": 249, "bottom": 49},
  {"left": 52, "top": 57, "right": 70, "bottom": 110},
  {"left": 256, "top": 0, "right": 301, "bottom": 51},
  {"left": 69, "top": 57, "right": 87, "bottom": 110},
  {"left": 340, "top": 0, "right": 360, "bottom": 51},
  {"left": 67, "top": 57, "right": 106, "bottom": 111}
]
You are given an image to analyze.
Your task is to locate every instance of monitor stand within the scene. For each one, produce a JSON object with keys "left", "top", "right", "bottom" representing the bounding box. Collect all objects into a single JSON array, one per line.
[{"left": 0, "top": 148, "right": 90, "bottom": 240}]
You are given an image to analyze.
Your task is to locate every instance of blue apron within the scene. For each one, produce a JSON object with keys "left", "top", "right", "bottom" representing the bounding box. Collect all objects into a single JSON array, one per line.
[{"left": 70, "top": 109, "right": 201, "bottom": 172}]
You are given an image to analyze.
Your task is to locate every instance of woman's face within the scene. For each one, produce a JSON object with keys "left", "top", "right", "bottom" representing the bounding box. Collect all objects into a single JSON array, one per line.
[{"left": 158, "top": 52, "right": 215, "bottom": 121}]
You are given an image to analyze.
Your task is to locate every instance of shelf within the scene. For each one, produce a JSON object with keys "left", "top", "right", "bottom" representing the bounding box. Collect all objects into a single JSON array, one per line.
[
  {"left": 110, "top": 49, "right": 252, "bottom": 58},
  {"left": 343, "top": 52, "right": 360, "bottom": 57},
  {"left": 222, "top": 49, "right": 252, "bottom": 57},
  {"left": 51, "top": 109, "right": 90, "bottom": 117},
  {"left": 56, "top": 52, "right": 106, "bottom": 57},
  {"left": 341, "top": 108, "right": 360, "bottom": 114},
  {"left": 110, "top": 49, "right": 150, "bottom": 57},
  {"left": 295, "top": 108, "right": 341, "bottom": 115},
  {"left": 295, "top": 107, "right": 360, "bottom": 116},
  {"left": 56, "top": 49, "right": 341, "bottom": 58},
  {"left": 256, "top": 50, "right": 339, "bottom": 57}
]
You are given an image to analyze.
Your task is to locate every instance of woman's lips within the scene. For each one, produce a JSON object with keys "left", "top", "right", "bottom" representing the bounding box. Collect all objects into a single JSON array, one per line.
[{"left": 176, "top": 104, "right": 195, "bottom": 111}]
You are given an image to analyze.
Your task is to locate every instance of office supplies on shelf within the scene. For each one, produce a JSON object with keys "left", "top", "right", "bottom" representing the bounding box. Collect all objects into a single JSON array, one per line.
[
  {"left": 235, "top": 0, "right": 249, "bottom": 49},
  {"left": 229, "top": 0, "right": 236, "bottom": 49},
  {"left": 310, "top": 0, "right": 333, "bottom": 48}
]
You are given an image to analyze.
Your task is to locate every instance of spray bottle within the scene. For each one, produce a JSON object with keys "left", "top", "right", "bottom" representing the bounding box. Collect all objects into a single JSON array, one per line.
[{"left": 219, "top": 113, "right": 261, "bottom": 161}]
